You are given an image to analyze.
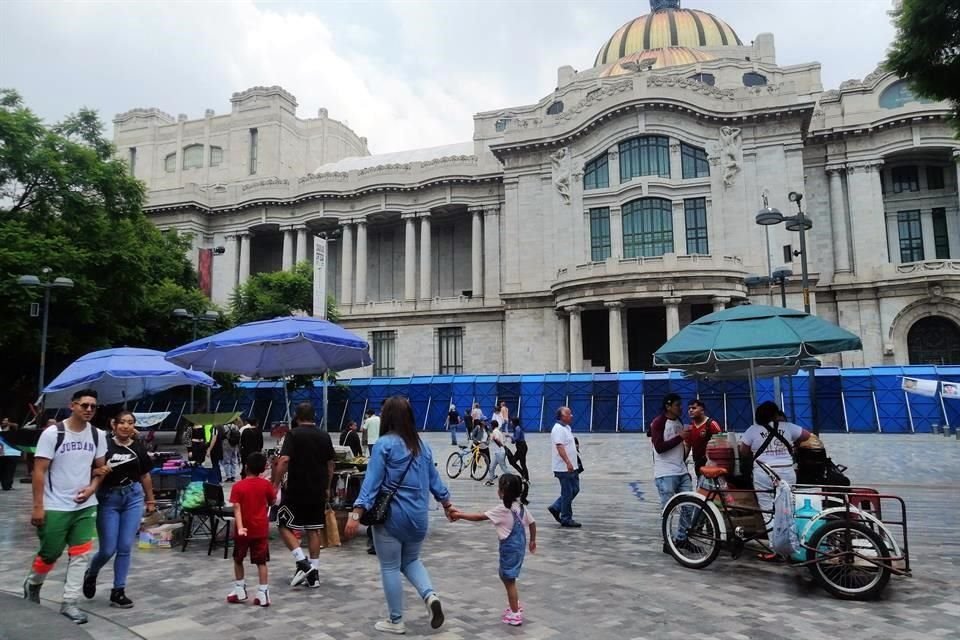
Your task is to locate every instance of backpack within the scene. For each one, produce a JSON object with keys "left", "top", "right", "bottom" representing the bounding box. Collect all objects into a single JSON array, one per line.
[
  {"left": 226, "top": 425, "right": 241, "bottom": 447},
  {"left": 179, "top": 481, "right": 206, "bottom": 510}
]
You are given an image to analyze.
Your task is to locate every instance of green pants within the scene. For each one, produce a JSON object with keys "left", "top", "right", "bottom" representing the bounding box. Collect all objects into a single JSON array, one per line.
[{"left": 35, "top": 506, "right": 98, "bottom": 565}]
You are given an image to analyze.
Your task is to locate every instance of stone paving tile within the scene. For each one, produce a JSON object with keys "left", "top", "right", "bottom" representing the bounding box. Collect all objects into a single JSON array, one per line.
[{"left": 0, "top": 432, "right": 958, "bottom": 639}]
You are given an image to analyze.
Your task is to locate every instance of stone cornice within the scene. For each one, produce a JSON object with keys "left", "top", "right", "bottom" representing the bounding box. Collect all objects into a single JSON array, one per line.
[{"left": 113, "top": 107, "right": 175, "bottom": 125}]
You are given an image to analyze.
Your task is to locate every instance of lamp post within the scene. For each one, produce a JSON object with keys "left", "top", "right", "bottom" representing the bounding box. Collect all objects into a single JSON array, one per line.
[
  {"left": 745, "top": 268, "right": 796, "bottom": 417},
  {"left": 18, "top": 268, "right": 75, "bottom": 400},
  {"left": 755, "top": 192, "right": 820, "bottom": 433},
  {"left": 172, "top": 309, "right": 221, "bottom": 412}
]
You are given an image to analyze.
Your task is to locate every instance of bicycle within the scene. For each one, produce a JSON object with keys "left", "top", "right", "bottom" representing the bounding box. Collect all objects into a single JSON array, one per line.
[{"left": 445, "top": 442, "right": 489, "bottom": 481}]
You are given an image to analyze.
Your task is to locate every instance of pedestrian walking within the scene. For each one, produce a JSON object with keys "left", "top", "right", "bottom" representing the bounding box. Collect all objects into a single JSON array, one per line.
[
  {"left": 239, "top": 417, "right": 263, "bottom": 478},
  {"left": 221, "top": 418, "right": 242, "bottom": 482},
  {"left": 450, "top": 474, "right": 537, "bottom": 627},
  {"left": 227, "top": 452, "right": 277, "bottom": 607},
  {"left": 363, "top": 408, "right": 381, "bottom": 457},
  {"left": 547, "top": 406, "right": 581, "bottom": 528},
  {"left": 485, "top": 421, "right": 509, "bottom": 486},
  {"left": 344, "top": 396, "right": 455, "bottom": 635},
  {"left": 447, "top": 404, "right": 460, "bottom": 446},
  {"left": 508, "top": 417, "right": 528, "bottom": 482},
  {"left": 83, "top": 410, "right": 156, "bottom": 609}
]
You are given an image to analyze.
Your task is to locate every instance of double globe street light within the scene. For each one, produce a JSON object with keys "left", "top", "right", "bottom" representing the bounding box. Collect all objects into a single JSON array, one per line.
[{"left": 18, "top": 268, "right": 75, "bottom": 399}]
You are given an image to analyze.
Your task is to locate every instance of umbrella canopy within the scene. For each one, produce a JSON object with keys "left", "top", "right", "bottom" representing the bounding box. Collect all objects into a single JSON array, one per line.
[
  {"left": 653, "top": 304, "right": 862, "bottom": 368},
  {"left": 681, "top": 356, "right": 822, "bottom": 381},
  {"left": 164, "top": 316, "right": 372, "bottom": 377},
  {"left": 42, "top": 347, "right": 216, "bottom": 408}
]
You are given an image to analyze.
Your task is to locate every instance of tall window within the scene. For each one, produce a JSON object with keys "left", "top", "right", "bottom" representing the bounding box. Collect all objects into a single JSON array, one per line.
[
  {"left": 926, "top": 166, "right": 944, "bottom": 190},
  {"left": 589, "top": 207, "right": 611, "bottom": 261},
  {"left": 371, "top": 330, "right": 396, "bottom": 377},
  {"left": 182, "top": 144, "right": 203, "bottom": 170},
  {"left": 249, "top": 128, "right": 259, "bottom": 175},
  {"left": 164, "top": 152, "right": 176, "bottom": 173},
  {"left": 684, "top": 198, "right": 709, "bottom": 254},
  {"left": 619, "top": 136, "right": 670, "bottom": 182},
  {"left": 892, "top": 166, "right": 919, "bottom": 193},
  {"left": 897, "top": 210, "right": 924, "bottom": 262},
  {"left": 680, "top": 143, "right": 709, "bottom": 179},
  {"left": 622, "top": 198, "right": 673, "bottom": 258},
  {"left": 583, "top": 154, "right": 609, "bottom": 190},
  {"left": 437, "top": 327, "right": 464, "bottom": 374},
  {"left": 932, "top": 208, "right": 950, "bottom": 259},
  {"left": 210, "top": 146, "right": 223, "bottom": 167},
  {"left": 128, "top": 148, "right": 136, "bottom": 175}
]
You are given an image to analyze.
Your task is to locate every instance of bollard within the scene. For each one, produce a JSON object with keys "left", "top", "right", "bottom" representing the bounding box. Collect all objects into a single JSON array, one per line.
[
  {"left": 932, "top": 423, "right": 941, "bottom": 435},
  {"left": 945, "top": 425, "right": 953, "bottom": 438}
]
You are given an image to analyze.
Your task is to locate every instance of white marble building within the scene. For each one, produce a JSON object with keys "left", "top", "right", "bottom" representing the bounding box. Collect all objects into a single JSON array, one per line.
[{"left": 115, "top": 0, "right": 960, "bottom": 375}]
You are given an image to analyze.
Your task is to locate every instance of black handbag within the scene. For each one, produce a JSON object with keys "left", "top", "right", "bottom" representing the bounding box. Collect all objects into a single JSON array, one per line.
[{"left": 360, "top": 453, "right": 416, "bottom": 526}]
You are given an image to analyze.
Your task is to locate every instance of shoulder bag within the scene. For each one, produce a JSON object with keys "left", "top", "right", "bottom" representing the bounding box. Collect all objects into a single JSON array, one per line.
[{"left": 360, "top": 452, "right": 417, "bottom": 526}]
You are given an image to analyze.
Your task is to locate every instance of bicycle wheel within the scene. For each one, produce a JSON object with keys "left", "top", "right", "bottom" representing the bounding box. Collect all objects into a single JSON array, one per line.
[
  {"left": 445, "top": 452, "right": 464, "bottom": 479},
  {"left": 470, "top": 452, "right": 489, "bottom": 481},
  {"left": 661, "top": 495, "right": 722, "bottom": 569},
  {"left": 807, "top": 520, "right": 891, "bottom": 600}
]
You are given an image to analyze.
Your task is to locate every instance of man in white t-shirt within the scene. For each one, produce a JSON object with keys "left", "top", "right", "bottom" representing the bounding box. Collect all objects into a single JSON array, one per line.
[
  {"left": 739, "top": 402, "right": 810, "bottom": 520},
  {"left": 649, "top": 393, "right": 693, "bottom": 552},
  {"left": 547, "top": 406, "right": 581, "bottom": 528},
  {"left": 363, "top": 409, "right": 380, "bottom": 457},
  {"left": 23, "top": 389, "right": 107, "bottom": 624}
]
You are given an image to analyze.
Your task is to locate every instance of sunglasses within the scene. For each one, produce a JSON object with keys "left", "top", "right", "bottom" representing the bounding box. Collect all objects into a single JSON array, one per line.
[{"left": 75, "top": 403, "right": 98, "bottom": 410}]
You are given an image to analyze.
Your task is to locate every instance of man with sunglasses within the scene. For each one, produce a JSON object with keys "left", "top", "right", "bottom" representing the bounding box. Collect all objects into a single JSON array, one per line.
[{"left": 23, "top": 389, "right": 107, "bottom": 624}]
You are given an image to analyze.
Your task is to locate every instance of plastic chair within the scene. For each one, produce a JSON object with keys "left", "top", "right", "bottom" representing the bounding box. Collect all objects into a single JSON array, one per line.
[{"left": 181, "top": 482, "right": 234, "bottom": 558}]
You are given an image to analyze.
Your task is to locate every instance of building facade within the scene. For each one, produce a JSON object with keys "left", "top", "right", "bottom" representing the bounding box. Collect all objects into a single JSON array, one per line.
[{"left": 114, "top": 0, "right": 960, "bottom": 375}]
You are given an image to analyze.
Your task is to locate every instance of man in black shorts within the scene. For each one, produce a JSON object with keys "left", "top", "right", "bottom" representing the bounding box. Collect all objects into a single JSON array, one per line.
[{"left": 273, "top": 402, "right": 335, "bottom": 588}]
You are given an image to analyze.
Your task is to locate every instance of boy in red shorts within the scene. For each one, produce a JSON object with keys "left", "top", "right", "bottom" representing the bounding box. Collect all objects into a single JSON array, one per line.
[{"left": 227, "top": 452, "right": 276, "bottom": 606}]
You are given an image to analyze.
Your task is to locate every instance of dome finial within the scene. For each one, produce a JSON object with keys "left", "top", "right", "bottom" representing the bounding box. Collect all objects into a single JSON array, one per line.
[{"left": 650, "top": 0, "right": 680, "bottom": 10}]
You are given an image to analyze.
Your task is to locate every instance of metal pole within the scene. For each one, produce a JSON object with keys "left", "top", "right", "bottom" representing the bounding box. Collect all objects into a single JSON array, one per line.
[
  {"left": 796, "top": 209, "right": 820, "bottom": 435},
  {"left": 38, "top": 287, "right": 51, "bottom": 398},
  {"left": 322, "top": 371, "right": 329, "bottom": 431},
  {"left": 904, "top": 390, "right": 915, "bottom": 433},
  {"left": 189, "top": 319, "right": 198, "bottom": 413}
]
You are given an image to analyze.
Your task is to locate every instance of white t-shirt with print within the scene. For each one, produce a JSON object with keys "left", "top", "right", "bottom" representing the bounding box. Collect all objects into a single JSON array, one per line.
[
  {"left": 550, "top": 422, "right": 577, "bottom": 473},
  {"left": 35, "top": 423, "right": 107, "bottom": 511},
  {"left": 740, "top": 421, "right": 805, "bottom": 466},
  {"left": 653, "top": 417, "right": 688, "bottom": 479},
  {"left": 485, "top": 501, "right": 536, "bottom": 541},
  {"left": 489, "top": 426, "right": 504, "bottom": 455}
]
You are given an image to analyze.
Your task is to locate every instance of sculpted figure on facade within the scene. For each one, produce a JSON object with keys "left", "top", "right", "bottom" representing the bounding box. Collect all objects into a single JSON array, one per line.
[
  {"left": 718, "top": 126, "right": 743, "bottom": 187},
  {"left": 551, "top": 147, "right": 572, "bottom": 205}
]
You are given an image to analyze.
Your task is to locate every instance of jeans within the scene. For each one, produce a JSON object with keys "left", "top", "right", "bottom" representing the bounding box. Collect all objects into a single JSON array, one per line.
[
  {"left": 655, "top": 473, "right": 692, "bottom": 541},
  {"left": 0, "top": 456, "right": 18, "bottom": 490},
  {"left": 372, "top": 525, "right": 435, "bottom": 623},
  {"left": 449, "top": 424, "right": 458, "bottom": 446},
  {"left": 512, "top": 442, "right": 529, "bottom": 481},
  {"left": 550, "top": 471, "right": 580, "bottom": 524},
  {"left": 487, "top": 449, "right": 509, "bottom": 482},
  {"left": 89, "top": 483, "right": 144, "bottom": 588},
  {"left": 220, "top": 448, "right": 238, "bottom": 480},
  {"left": 208, "top": 458, "right": 222, "bottom": 485}
]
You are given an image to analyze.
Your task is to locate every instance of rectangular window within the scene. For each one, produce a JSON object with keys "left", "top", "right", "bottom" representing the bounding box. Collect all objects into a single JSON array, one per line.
[
  {"left": 684, "top": 198, "right": 709, "bottom": 254},
  {"left": 182, "top": 144, "right": 203, "bottom": 170},
  {"left": 680, "top": 143, "right": 709, "bottom": 179},
  {"left": 371, "top": 330, "right": 396, "bottom": 377},
  {"left": 932, "top": 207, "right": 950, "bottom": 259},
  {"left": 891, "top": 166, "right": 919, "bottom": 193},
  {"left": 583, "top": 154, "right": 609, "bottom": 190},
  {"left": 210, "top": 146, "right": 223, "bottom": 167},
  {"left": 897, "top": 210, "right": 924, "bottom": 262},
  {"left": 437, "top": 327, "right": 464, "bottom": 374},
  {"left": 619, "top": 136, "right": 671, "bottom": 182},
  {"left": 589, "top": 207, "right": 611, "bottom": 261},
  {"left": 249, "top": 128, "right": 259, "bottom": 175},
  {"left": 926, "top": 166, "right": 944, "bottom": 190},
  {"left": 128, "top": 147, "right": 136, "bottom": 175}
]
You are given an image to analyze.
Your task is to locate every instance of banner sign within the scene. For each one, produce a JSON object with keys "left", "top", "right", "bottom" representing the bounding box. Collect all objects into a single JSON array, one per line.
[
  {"left": 198, "top": 248, "right": 213, "bottom": 298},
  {"left": 313, "top": 236, "right": 328, "bottom": 319},
  {"left": 943, "top": 381, "right": 960, "bottom": 399},
  {"left": 901, "top": 376, "right": 938, "bottom": 397}
]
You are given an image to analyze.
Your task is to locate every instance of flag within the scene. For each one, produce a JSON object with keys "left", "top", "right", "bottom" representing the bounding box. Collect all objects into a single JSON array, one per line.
[
  {"left": 901, "top": 377, "right": 937, "bottom": 397},
  {"left": 943, "top": 381, "right": 960, "bottom": 400}
]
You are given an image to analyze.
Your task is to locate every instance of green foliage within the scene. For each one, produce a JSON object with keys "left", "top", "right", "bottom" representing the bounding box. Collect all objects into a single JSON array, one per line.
[
  {"left": 886, "top": 0, "right": 960, "bottom": 134},
  {"left": 230, "top": 260, "right": 339, "bottom": 324},
  {"left": 0, "top": 89, "right": 207, "bottom": 415}
]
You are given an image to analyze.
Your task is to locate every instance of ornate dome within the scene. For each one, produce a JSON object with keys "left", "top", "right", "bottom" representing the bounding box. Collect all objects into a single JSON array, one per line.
[
  {"left": 595, "top": 0, "right": 742, "bottom": 67},
  {"left": 599, "top": 47, "right": 716, "bottom": 77}
]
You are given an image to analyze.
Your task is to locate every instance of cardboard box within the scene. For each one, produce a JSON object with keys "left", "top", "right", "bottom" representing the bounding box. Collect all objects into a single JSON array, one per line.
[{"left": 138, "top": 523, "right": 183, "bottom": 549}]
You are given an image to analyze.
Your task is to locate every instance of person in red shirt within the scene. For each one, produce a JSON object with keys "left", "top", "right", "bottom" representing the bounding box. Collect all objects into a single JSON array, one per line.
[
  {"left": 227, "top": 452, "right": 277, "bottom": 606},
  {"left": 686, "top": 399, "right": 723, "bottom": 478}
]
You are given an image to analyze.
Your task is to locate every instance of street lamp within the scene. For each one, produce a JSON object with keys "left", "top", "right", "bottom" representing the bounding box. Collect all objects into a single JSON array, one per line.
[
  {"left": 172, "top": 308, "right": 221, "bottom": 412},
  {"left": 755, "top": 192, "right": 819, "bottom": 433},
  {"left": 18, "top": 267, "right": 74, "bottom": 399}
]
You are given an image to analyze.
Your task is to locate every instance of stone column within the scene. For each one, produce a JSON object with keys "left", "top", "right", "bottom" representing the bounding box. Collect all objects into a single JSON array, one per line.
[
  {"left": 664, "top": 297, "right": 682, "bottom": 339},
  {"left": 403, "top": 214, "right": 416, "bottom": 301},
  {"left": 606, "top": 301, "right": 625, "bottom": 371},
  {"left": 920, "top": 209, "right": 936, "bottom": 261},
  {"left": 295, "top": 226, "right": 307, "bottom": 265},
  {"left": 886, "top": 215, "right": 899, "bottom": 263},
  {"left": 609, "top": 205, "right": 623, "bottom": 259},
  {"left": 281, "top": 228, "right": 294, "bottom": 271},
  {"left": 354, "top": 219, "right": 368, "bottom": 304},
  {"left": 556, "top": 310, "right": 570, "bottom": 372},
  {"left": 950, "top": 150, "right": 960, "bottom": 258},
  {"left": 419, "top": 212, "right": 432, "bottom": 299},
  {"left": 238, "top": 232, "right": 251, "bottom": 286},
  {"left": 566, "top": 305, "right": 583, "bottom": 372},
  {"left": 827, "top": 165, "right": 851, "bottom": 273},
  {"left": 226, "top": 234, "right": 239, "bottom": 291},
  {"left": 669, "top": 141, "right": 682, "bottom": 181},
  {"left": 470, "top": 207, "right": 484, "bottom": 297},
  {"left": 483, "top": 207, "right": 501, "bottom": 299},
  {"left": 340, "top": 221, "right": 354, "bottom": 306},
  {"left": 671, "top": 201, "right": 685, "bottom": 255},
  {"left": 846, "top": 160, "right": 884, "bottom": 274},
  {"left": 711, "top": 296, "right": 730, "bottom": 314}
]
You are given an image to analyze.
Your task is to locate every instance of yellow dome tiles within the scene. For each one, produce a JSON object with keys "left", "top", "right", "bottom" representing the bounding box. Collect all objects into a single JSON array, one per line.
[
  {"left": 599, "top": 47, "right": 716, "bottom": 77},
  {"left": 595, "top": 8, "right": 742, "bottom": 67}
]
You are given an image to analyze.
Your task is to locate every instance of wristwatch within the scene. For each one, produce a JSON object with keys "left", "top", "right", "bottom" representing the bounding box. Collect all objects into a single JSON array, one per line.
[{"left": 349, "top": 512, "right": 360, "bottom": 521}]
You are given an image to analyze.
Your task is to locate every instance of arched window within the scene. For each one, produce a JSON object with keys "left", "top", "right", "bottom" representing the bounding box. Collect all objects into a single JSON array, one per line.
[
  {"left": 622, "top": 198, "right": 673, "bottom": 258},
  {"left": 583, "top": 153, "right": 609, "bottom": 190},
  {"left": 907, "top": 316, "right": 960, "bottom": 365},
  {"left": 619, "top": 136, "right": 670, "bottom": 182},
  {"left": 546, "top": 101, "right": 564, "bottom": 115},
  {"left": 182, "top": 144, "right": 203, "bottom": 170},
  {"left": 680, "top": 142, "right": 709, "bottom": 179},
  {"left": 879, "top": 80, "right": 934, "bottom": 109},
  {"left": 210, "top": 146, "right": 223, "bottom": 167},
  {"left": 689, "top": 73, "right": 715, "bottom": 86},
  {"left": 164, "top": 153, "right": 176, "bottom": 173},
  {"left": 743, "top": 72, "right": 767, "bottom": 87}
]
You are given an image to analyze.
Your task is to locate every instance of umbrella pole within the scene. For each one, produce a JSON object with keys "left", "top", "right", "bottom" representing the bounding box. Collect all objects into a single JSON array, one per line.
[
  {"left": 749, "top": 360, "right": 757, "bottom": 412},
  {"left": 322, "top": 370, "right": 329, "bottom": 431}
]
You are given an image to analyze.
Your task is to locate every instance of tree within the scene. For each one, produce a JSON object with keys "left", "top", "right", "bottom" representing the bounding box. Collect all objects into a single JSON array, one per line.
[
  {"left": 230, "top": 261, "right": 339, "bottom": 324},
  {"left": 886, "top": 0, "right": 960, "bottom": 134},
  {"left": 0, "top": 90, "right": 208, "bottom": 418}
]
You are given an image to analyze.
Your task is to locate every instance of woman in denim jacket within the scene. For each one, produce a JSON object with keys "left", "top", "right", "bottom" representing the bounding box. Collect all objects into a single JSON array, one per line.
[{"left": 345, "top": 396, "right": 456, "bottom": 635}]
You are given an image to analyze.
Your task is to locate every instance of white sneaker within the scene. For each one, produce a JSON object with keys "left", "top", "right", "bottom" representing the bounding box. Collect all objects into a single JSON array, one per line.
[
  {"left": 226, "top": 585, "right": 247, "bottom": 603},
  {"left": 424, "top": 593, "right": 444, "bottom": 629},
  {"left": 253, "top": 588, "right": 270, "bottom": 607},
  {"left": 375, "top": 620, "right": 406, "bottom": 634}
]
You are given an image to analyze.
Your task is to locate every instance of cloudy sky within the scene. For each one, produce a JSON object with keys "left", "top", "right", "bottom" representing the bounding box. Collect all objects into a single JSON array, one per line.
[{"left": 2, "top": 0, "right": 897, "bottom": 154}]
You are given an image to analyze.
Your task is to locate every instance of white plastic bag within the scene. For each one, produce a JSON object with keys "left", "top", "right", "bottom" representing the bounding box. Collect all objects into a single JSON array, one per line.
[{"left": 770, "top": 479, "right": 801, "bottom": 557}]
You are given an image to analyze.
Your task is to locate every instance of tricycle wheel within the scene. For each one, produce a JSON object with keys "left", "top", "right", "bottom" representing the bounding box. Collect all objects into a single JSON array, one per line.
[
  {"left": 661, "top": 495, "right": 722, "bottom": 569},
  {"left": 807, "top": 519, "right": 891, "bottom": 600}
]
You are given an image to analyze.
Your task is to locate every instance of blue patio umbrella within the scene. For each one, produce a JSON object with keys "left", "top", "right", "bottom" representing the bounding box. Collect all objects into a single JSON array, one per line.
[
  {"left": 42, "top": 347, "right": 216, "bottom": 408},
  {"left": 164, "top": 316, "right": 372, "bottom": 426}
]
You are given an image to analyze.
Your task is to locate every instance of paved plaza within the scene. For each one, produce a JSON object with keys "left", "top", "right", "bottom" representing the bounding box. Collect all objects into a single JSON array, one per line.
[{"left": 1, "top": 432, "right": 958, "bottom": 640}]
